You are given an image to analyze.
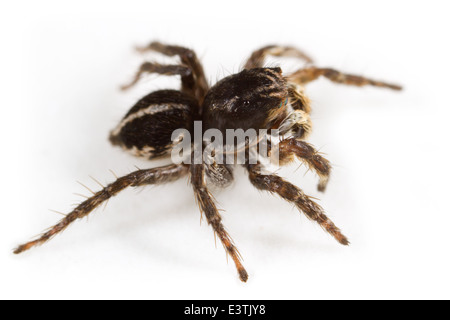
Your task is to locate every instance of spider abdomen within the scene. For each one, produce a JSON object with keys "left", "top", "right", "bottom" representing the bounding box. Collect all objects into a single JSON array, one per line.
[{"left": 110, "top": 90, "right": 197, "bottom": 159}]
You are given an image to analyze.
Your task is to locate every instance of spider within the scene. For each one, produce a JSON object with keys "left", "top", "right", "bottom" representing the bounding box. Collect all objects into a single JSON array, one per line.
[{"left": 14, "top": 42, "right": 401, "bottom": 282}]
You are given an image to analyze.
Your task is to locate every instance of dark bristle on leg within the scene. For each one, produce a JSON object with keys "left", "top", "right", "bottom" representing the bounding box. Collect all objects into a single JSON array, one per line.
[{"left": 14, "top": 164, "right": 188, "bottom": 254}]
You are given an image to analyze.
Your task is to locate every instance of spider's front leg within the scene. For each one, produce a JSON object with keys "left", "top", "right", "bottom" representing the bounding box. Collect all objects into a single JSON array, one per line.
[
  {"left": 14, "top": 164, "right": 188, "bottom": 254},
  {"left": 275, "top": 138, "right": 332, "bottom": 192},
  {"left": 276, "top": 90, "right": 330, "bottom": 191},
  {"left": 190, "top": 162, "right": 248, "bottom": 282},
  {"left": 246, "top": 163, "right": 349, "bottom": 246}
]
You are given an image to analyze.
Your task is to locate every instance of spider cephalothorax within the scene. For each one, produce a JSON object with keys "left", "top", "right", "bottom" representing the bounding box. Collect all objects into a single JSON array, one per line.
[
  {"left": 14, "top": 42, "right": 401, "bottom": 282},
  {"left": 202, "top": 67, "right": 289, "bottom": 132}
]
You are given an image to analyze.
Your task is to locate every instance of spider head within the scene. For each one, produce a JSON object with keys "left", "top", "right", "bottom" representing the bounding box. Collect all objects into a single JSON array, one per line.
[{"left": 202, "top": 67, "right": 289, "bottom": 132}]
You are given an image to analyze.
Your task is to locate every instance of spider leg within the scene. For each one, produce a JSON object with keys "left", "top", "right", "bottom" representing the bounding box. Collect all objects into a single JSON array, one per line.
[
  {"left": 270, "top": 94, "right": 324, "bottom": 188},
  {"left": 136, "top": 42, "right": 209, "bottom": 103},
  {"left": 120, "top": 62, "right": 194, "bottom": 91},
  {"left": 276, "top": 138, "right": 331, "bottom": 192},
  {"left": 190, "top": 163, "right": 248, "bottom": 282},
  {"left": 14, "top": 164, "right": 188, "bottom": 254},
  {"left": 244, "top": 45, "right": 314, "bottom": 69},
  {"left": 246, "top": 163, "right": 349, "bottom": 245},
  {"left": 288, "top": 66, "right": 402, "bottom": 90},
  {"left": 278, "top": 89, "right": 313, "bottom": 139},
  {"left": 286, "top": 82, "right": 312, "bottom": 114}
]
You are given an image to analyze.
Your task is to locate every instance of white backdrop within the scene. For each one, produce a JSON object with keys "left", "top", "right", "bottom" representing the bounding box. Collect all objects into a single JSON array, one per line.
[{"left": 1, "top": 0, "right": 449, "bottom": 299}]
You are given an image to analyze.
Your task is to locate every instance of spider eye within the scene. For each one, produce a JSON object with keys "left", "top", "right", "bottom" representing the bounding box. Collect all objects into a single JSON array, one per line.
[{"left": 243, "top": 100, "right": 250, "bottom": 106}]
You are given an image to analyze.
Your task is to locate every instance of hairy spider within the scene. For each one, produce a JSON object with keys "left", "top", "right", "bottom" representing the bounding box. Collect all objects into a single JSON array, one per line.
[{"left": 14, "top": 42, "right": 401, "bottom": 282}]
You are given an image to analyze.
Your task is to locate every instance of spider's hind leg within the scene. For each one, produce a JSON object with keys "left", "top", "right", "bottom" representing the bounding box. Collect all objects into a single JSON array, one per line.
[
  {"left": 120, "top": 62, "right": 194, "bottom": 91},
  {"left": 246, "top": 163, "right": 349, "bottom": 246},
  {"left": 14, "top": 164, "right": 189, "bottom": 254},
  {"left": 244, "top": 45, "right": 314, "bottom": 69},
  {"left": 288, "top": 66, "right": 402, "bottom": 91},
  {"left": 134, "top": 42, "right": 209, "bottom": 102}
]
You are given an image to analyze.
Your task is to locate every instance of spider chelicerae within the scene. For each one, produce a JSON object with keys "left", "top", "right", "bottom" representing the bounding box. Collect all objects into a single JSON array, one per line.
[{"left": 14, "top": 42, "right": 401, "bottom": 282}]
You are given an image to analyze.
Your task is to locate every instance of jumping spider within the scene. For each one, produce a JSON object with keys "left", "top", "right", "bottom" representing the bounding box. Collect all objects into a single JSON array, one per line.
[{"left": 14, "top": 42, "right": 401, "bottom": 282}]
